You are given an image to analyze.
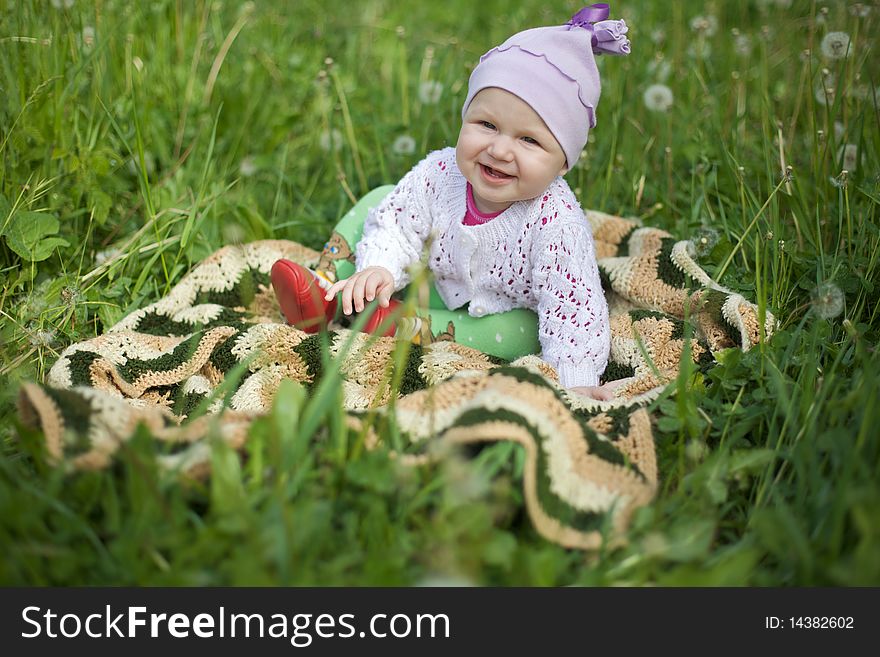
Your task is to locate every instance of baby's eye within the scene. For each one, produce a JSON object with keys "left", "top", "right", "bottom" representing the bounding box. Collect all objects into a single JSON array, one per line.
[
  {"left": 480, "top": 121, "right": 496, "bottom": 130},
  {"left": 330, "top": 246, "right": 339, "bottom": 253},
  {"left": 521, "top": 136, "right": 539, "bottom": 146}
]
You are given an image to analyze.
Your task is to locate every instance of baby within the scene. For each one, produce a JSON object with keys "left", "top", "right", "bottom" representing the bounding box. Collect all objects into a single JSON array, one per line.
[{"left": 273, "top": 4, "right": 630, "bottom": 400}]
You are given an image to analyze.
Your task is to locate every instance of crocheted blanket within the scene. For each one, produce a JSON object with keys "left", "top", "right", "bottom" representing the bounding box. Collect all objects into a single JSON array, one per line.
[{"left": 17, "top": 210, "right": 773, "bottom": 550}]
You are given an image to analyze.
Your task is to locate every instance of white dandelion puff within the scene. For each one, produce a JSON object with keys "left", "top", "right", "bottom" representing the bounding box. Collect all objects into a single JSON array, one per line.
[
  {"left": 418, "top": 80, "right": 443, "bottom": 105},
  {"left": 238, "top": 156, "right": 257, "bottom": 177},
  {"left": 814, "top": 71, "right": 836, "bottom": 106},
  {"left": 647, "top": 57, "right": 671, "bottom": 82},
  {"left": 650, "top": 28, "right": 666, "bottom": 44},
  {"left": 688, "top": 41, "right": 712, "bottom": 60},
  {"left": 50, "top": 0, "right": 74, "bottom": 8},
  {"left": 849, "top": 4, "right": 871, "bottom": 17},
  {"left": 811, "top": 282, "right": 844, "bottom": 319},
  {"left": 94, "top": 247, "right": 121, "bottom": 266},
  {"left": 691, "top": 227, "right": 719, "bottom": 257},
  {"left": 81, "top": 26, "right": 95, "bottom": 48},
  {"left": 833, "top": 121, "right": 845, "bottom": 141},
  {"left": 391, "top": 134, "right": 416, "bottom": 155},
  {"left": 416, "top": 573, "right": 477, "bottom": 587},
  {"left": 689, "top": 15, "right": 718, "bottom": 36},
  {"left": 28, "top": 329, "right": 57, "bottom": 348},
  {"left": 820, "top": 32, "right": 851, "bottom": 60},
  {"left": 643, "top": 84, "right": 674, "bottom": 112},
  {"left": 734, "top": 34, "right": 752, "bottom": 57},
  {"left": 222, "top": 223, "right": 246, "bottom": 244},
  {"left": 840, "top": 143, "right": 859, "bottom": 172},
  {"left": 319, "top": 128, "right": 343, "bottom": 152},
  {"left": 685, "top": 440, "right": 708, "bottom": 462},
  {"left": 127, "top": 151, "right": 156, "bottom": 176}
]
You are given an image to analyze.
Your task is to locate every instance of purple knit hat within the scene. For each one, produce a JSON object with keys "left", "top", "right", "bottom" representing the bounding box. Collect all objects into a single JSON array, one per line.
[{"left": 461, "top": 4, "right": 631, "bottom": 168}]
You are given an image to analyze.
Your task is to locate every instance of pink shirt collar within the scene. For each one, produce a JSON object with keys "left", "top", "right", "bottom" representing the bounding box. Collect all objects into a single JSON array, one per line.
[{"left": 463, "top": 183, "right": 504, "bottom": 225}]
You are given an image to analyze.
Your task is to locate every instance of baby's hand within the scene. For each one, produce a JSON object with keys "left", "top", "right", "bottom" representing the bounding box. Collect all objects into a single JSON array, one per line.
[
  {"left": 323, "top": 266, "right": 395, "bottom": 315},
  {"left": 568, "top": 378, "right": 633, "bottom": 402}
]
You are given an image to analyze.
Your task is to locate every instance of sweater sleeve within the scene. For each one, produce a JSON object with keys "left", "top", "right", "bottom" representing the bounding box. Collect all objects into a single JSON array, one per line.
[
  {"left": 355, "top": 152, "right": 441, "bottom": 290},
  {"left": 531, "top": 217, "right": 610, "bottom": 388}
]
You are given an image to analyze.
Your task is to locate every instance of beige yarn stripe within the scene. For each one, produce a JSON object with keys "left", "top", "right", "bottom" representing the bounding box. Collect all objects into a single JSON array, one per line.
[{"left": 18, "top": 383, "right": 65, "bottom": 463}]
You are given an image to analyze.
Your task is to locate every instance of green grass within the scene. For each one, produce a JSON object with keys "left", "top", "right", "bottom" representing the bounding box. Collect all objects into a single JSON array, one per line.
[{"left": 1, "top": 0, "right": 878, "bottom": 585}]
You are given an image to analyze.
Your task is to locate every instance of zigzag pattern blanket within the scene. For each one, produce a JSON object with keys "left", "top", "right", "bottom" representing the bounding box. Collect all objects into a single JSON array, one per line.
[{"left": 17, "top": 210, "right": 773, "bottom": 549}]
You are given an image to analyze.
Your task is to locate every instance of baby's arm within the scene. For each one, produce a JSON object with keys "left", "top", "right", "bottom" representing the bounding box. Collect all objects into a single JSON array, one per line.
[
  {"left": 532, "top": 218, "right": 611, "bottom": 391},
  {"left": 331, "top": 154, "right": 439, "bottom": 311}
]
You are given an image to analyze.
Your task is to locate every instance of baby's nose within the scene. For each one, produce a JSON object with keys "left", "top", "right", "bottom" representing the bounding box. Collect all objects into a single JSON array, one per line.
[{"left": 487, "top": 135, "right": 515, "bottom": 160}]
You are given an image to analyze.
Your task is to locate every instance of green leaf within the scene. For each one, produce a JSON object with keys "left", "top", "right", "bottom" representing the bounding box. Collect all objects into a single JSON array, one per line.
[
  {"left": 2, "top": 211, "right": 69, "bottom": 261},
  {"left": 483, "top": 531, "right": 517, "bottom": 569},
  {"left": 89, "top": 190, "right": 113, "bottom": 224}
]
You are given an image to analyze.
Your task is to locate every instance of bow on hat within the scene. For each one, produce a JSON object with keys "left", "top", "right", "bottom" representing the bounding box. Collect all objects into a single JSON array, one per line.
[{"left": 567, "top": 3, "right": 631, "bottom": 55}]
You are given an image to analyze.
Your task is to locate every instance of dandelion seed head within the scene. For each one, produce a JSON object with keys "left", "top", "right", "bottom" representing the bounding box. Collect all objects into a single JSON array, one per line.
[
  {"left": 442, "top": 456, "right": 488, "bottom": 503},
  {"left": 81, "top": 26, "right": 95, "bottom": 47},
  {"left": 28, "top": 329, "right": 57, "bottom": 348},
  {"left": 238, "top": 156, "right": 257, "bottom": 177},
  {"left": 391, "top": 134, "right": 416, "bottom": 155},
  {"left": 319, "top": 128, "right": 343, "bottom": 152},
  {"left": 60, "top": 285, "right": 82, "bottom": 304},
  {"left": 849, "top": 3, "right": 871, "bottom": 17},
  {"left": 650, "top": 28, "right": 666, "bottom": 44},
  {"left": 689, "top": 15, "right": 718, "bottom": 36},
  {"left": 127, "top": 151, "right": 156, "bottom": 176},
  {"left": 841, "top": 143, "right": 859, "bottom": 172},
  {"left": 643, "top": 83, "right": 674, "bottom": 112},
  {"left": 692, "top": 227, "right": 720, "bottom": 258},
  {"left": 418, "top": 80, "right": 443, "bottom": 105},
  {"left": 685, "top": 440, "right": 708, "bottom": 462},
  {"left": 820, "top": 32, "right": 851, "bottom": 60},
  {"left": 687, "top": 41, "right": 712, "bottom": 60},
  {"left": 734, "top": 34, "right": 752, "bottom": 57},
  {"left": 416, "top": 573, "right": 477, "bottom": 587},
  {"left": 23, "top": 291, "right": 49, "bottom": 319},
  {"left": 814, "top": 72, "right": 836, "bottom": 105},
  {"left": 811, "top": 282, "right": 844, "bottom": 319},
  {"left": 222, "top": 223, "right": 246, "bottom": 244},
  {"left": 647, "top": 57, "right": 671, "bottom": 82},
  {"left": 94, "top": 247, "right": 121, "bottom": 266}
]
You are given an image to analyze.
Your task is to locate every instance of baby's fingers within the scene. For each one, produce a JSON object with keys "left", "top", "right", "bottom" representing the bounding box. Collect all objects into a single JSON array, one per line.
[
  {"left": 324, "top": 279, "right": 347, "bottom": 301},
  {"left": 376, "top": 280, "right": 394, "bottom": 307}
]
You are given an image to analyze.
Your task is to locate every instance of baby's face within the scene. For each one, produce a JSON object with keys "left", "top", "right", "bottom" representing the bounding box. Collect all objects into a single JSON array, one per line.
[{"left": 456, "top": 87, "right": 567, "bottom": 214}]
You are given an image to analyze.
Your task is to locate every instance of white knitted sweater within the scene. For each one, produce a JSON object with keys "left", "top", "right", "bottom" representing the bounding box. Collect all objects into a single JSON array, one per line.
[{"left": 356, "top": 147, "right": 610, "bottom": 388}]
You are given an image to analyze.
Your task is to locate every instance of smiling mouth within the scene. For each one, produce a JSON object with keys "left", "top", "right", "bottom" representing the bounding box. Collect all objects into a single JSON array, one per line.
[{"left": 480, "top": 163, "right": 514, "bottom": 181}]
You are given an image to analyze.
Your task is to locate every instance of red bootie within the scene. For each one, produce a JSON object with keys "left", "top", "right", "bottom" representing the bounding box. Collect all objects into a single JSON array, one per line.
[
  {"left": 362, "top": 299, "right": 401, "bottom": 338},
  {"left": 271, "top": 259, "right": 337, "bottom": 333}
]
